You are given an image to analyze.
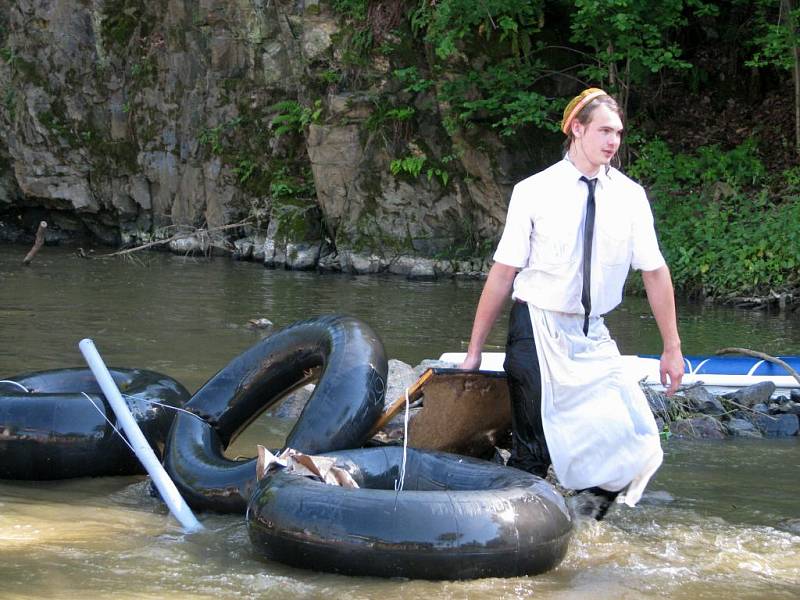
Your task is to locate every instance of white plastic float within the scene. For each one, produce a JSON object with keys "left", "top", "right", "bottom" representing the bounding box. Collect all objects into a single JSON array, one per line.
[{"left": 438, "top": 352, "right": 800, "bottom": 397}]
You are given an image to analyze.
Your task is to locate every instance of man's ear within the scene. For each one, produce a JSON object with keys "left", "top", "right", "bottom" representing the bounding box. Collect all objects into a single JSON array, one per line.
[{"left": 571, "top": 119, "right": 584, "bottom": 139}]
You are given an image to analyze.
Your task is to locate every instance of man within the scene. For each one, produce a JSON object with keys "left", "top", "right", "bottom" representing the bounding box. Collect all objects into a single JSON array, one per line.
[{"left": 460, "top": 88, "right": 684, "bottom": 517}]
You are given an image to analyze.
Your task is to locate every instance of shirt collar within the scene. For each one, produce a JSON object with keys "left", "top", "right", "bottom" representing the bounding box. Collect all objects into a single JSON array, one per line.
[{"left": 560, "top": 155, "right": 612, "bottom": 188}]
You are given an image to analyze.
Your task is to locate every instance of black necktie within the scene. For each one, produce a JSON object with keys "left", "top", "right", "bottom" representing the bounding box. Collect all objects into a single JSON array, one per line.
[{"left": 580, "top": 176, "right": 597, "bottom": 335}]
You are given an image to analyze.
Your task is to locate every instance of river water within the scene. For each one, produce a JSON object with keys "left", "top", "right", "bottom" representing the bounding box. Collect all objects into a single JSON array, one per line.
[{"left": 1, "top": 245, "right": 798, "bottom": 599}]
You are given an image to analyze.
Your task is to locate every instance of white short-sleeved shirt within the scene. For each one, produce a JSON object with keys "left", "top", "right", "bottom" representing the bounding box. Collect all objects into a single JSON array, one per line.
[{"left": 493, "top": 158, "right": 665, "bottom": 316}]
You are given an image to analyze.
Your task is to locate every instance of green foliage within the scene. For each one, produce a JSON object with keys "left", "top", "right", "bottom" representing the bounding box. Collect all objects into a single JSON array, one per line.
[
  {"left": 319, "top": 69, "right": 342, "bottom": 86},
  {"left": 332, "top": 0, "right": 369, "bottom": 21},
  {"left": 233, "top": 158, "right": 257, "bottom": 184},
  {"left": 269, "top": 100, "right": 323, "bottom": 137},
  {"left": 268, "top": 166, "right": 320, "bottom": 239},
  {"left": 629, "top": 138, "right": 766, "bottom": 192},
  {"left": 329, "top": 0, "right": 375, "bottom": 70},
  {"left": 393, "top": 67, "right": 434, "bottom": 94},
  {"left": 390, "top": 154, "right": 427, "bottom": 178},
  {"left": 390, "top": 152, "right": 453, "bottom": 188},
  {"left": 198, "top": 116, "right": 247, "bottom": 157},
  {"left": 440, "top": 60, "right": 561, "bottom": 135},
  {"left": 385, "top": 106, "right": 416, "bottom": 121},
  {"left": 426, "top": 166, "right": 449, "bottom": 187},
  {"left": 411, "top": 0, "right": 544, "bottom": 60},
  {"left": 630, "top": 138, "right": 800, "bottom": 297},
  {"left": 38, "top": 110, "right": 74, "bottom": 141},
  {"left": 782, "top": 165, "right": 800, "bottom": 191},
  {"left": 198, "top": 124, "right": 225, "bottom": 155},
  {"left": 3, "top": 88, "right": 15, "bottom": 120},
  {"left": 0, "top": 40, "right": 17, "bottom": 121},
  {"left": 403, "top": 0, "right": 573, "bottom": 136},
  {"left": 569, "top": 0, "right": 717, "bottom": 99},
  {"left": 364, "top": 96, "right": 417, "bottom": 148},
  {"left": 272, "top": 200, "right": 320, "bottom": 240},
  {"left": 193, "top": 104, "right": 319, "bottom": 232},
  {"left": 269, "top": 165, "right": 316, "bottom": 200},
  {"left": 0, "top": 45, "right": 17, "bottom": 66},
  {"left": 745, "top": 0, "right": 800, "bottom": 71},
  {"left": 100, "top": 0, "right": 148, "bottom": 49},
  {"left": 130, "top": 56, "right": 157, "bottom": 82}
]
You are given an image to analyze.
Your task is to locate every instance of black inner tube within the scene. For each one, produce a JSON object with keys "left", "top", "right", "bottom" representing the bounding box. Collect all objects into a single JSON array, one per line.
[
  {"left": 247, "top": 446, "right": 573, "bottom": 580},
  {"left": 163, "top": 315, "right": 388, "bottom": 513},
  {"left": 0, "top": 368, "right": 190, "bottom": 480}
]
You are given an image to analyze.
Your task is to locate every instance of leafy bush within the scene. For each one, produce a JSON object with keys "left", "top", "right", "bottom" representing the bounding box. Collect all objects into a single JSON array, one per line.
[{"left": 630, "top": 139, "right": 800, "bottom": 297}]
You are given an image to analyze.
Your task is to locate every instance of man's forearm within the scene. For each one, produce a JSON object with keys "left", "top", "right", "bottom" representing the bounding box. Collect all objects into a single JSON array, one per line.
[
  {"left": 641, "top": 265, "right": 681, "bottom": 351},
  {"left": 462, "top": 262, "right": 518, "bottom": 367},
  {"left": 642, "top": 265, "right": 684, "bottom": 394}
]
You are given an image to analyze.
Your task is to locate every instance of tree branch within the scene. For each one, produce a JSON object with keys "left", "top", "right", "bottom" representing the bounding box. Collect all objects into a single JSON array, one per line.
[
  {"left": 87, "top": 219, "right": 253, "bottom": 259},
  {"left": 22, "top": 221, "right": 47, "bottom": 265},
  {"left": 715, "top": 347, "right": 800, "bottom": 386}
]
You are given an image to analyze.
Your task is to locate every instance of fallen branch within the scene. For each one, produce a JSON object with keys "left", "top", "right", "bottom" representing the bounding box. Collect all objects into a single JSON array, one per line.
[
  {"left": 87, "top": 220, "right": 252, "bottom": 259},
  {"left": 718, "top": 395, "right": 778, "bottom": 421},
  {"left": 22, "top": 221, "right": 47, "bottom": 266},
  {"left": 715, "top": 347, "right": 800, "bottom": 386}
]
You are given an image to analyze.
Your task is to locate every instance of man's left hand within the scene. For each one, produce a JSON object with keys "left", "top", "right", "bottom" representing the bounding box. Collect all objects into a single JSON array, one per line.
[{"left": 660, "top": 347, "right": 684, "bottom": 396}]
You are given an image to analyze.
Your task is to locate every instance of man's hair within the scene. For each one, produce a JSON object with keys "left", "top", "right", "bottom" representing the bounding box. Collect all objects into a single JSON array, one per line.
[{"left": 562, "top": 94, "right": 623, "bottom": 151}]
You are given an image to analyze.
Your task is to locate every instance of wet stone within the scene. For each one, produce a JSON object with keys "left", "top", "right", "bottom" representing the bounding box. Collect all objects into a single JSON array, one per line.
[
  {"left": 777, "top": 518, "right": 800, "bottom": 535},
  {"left": 754, "top": 413, "right": 799, "bottom": 438},
  {"left": 780, "top": 401, "right": 800, "bottom": 415},
  {"left": 722, "top": 381, "right": 776, "bottom": 408},
  {"left": 407, "top": 261, "right": 437, "bottom": 281},
  {"left": 684, "top": 386, "right": 726, "bottom": 416},
  {"left": 671, "top": 416, "right": 726, "bottom": 439},
  {"left": 726, "top": 417, "right": 762, "bottom": 438}
]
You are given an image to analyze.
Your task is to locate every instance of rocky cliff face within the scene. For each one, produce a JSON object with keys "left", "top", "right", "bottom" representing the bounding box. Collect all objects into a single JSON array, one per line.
[{"left": 0, "top": 0, "right": 552, "bottom": 269}]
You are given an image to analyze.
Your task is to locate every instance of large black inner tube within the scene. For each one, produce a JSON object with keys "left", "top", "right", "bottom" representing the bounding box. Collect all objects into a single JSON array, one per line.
[
  {"left": 247, "top": 446, "right": 573, "bottom": 580},
  {"left": 163, "top": 315, "right": 388, "bottom": 514},
  {"left": 0, "top": 368, "right": 190, "bottom": 480}
]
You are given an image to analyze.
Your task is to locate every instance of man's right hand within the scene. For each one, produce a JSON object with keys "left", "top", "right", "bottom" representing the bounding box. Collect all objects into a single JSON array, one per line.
[{"left": 458, "top": 353, "right": 482, "bottom": 370}]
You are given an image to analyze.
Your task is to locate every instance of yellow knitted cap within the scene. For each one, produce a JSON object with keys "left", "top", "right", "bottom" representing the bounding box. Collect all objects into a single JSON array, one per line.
[{"left": 561, "top": 88, "right": 607, "bottom": 134}]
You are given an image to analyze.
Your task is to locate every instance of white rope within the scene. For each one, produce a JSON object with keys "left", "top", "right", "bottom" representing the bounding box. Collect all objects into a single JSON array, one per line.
[
  {"left": 120, "top": 393, "right": 206, "bottom": 422},
  {"left": 84, "top": 389, "right": 207, "bottom": 456},
  {"left": 0, "top": 379, "right": 30, "bottom": 393},
  {"left": 81, "top": 392, "right": 136, "bottom": 455},
  {"left": 394, "top": 386, "right": 411, "bottom": 494}
]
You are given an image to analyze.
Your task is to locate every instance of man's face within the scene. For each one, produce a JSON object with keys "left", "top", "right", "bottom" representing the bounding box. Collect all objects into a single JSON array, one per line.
[{"left": 572, "top": 104, "right": 623, "bottom": 170}]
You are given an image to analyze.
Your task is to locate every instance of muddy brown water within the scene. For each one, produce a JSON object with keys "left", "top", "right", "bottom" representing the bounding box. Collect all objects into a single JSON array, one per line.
[{"left": 1, "top": 245, "right": 798, "bottom": 598}]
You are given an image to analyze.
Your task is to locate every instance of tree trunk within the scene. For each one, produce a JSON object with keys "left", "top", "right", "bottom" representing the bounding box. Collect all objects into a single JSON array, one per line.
[{"left": 783, "top": 0, "right": 800, "bottom": 155}]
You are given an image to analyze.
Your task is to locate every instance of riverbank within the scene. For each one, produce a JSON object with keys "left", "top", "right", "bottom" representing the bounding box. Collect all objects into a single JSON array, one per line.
[{"left": 8, "top": 224, "right": 800, "bottom": 312}]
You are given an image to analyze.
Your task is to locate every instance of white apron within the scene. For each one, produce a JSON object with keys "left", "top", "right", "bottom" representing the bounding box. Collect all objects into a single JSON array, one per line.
[{"left": 527, "top": 305, "right": 663, "bottom": 507}]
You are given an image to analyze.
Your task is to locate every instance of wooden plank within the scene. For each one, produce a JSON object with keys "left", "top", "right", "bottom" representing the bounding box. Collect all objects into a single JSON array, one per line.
[{"left": 368, "top": 368, "right": 434, "bottom": 437}]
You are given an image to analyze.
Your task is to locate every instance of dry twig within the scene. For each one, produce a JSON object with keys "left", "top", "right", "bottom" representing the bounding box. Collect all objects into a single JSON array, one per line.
[{"left": 86, "top": 220, "right": 252, "bottom": 259}]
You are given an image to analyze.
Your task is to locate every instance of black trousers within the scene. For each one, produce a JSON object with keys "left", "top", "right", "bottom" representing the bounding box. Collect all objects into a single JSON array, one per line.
[
  {"left": 503, "top": 302, "right": 621, "bottom": 513},
  {"left": 503, "top": 301, "right": 551, "bottom": 478}
]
